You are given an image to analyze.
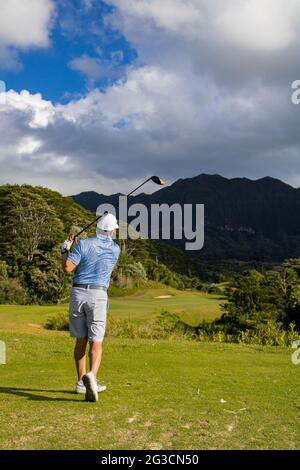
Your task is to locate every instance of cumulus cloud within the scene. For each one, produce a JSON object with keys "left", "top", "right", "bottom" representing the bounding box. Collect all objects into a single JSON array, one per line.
[
  {"left": 109, "top": 0, "right": 300, "bottom": 52},
  {"left": 1, "top": 0, "right": 300, "bottom": 194},
  {"left": 214, "top": 0, "right": 300, "bottom": 52},
  {"left": 0, "top": 0, "right": 54, "bottom": 69}
]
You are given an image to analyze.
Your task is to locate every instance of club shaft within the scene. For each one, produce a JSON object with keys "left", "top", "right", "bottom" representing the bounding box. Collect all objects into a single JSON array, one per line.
[{"left": 75, "top": 177, "right": 151, "bottom": 237}]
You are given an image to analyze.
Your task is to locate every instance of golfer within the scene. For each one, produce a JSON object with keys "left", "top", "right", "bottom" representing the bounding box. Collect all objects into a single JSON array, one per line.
[{"left": 60, "top": 213, "right": 120, "bottom": 402}]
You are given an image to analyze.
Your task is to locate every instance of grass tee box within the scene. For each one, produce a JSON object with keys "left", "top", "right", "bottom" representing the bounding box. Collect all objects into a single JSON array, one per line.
[{"left": 0, "top": 289, "right": 299, "bottom": 450}]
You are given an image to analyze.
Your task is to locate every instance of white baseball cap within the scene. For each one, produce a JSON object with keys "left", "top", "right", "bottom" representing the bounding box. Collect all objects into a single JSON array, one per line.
[{"left": 97, "top": 213, "right": 119, "bottom": 232}]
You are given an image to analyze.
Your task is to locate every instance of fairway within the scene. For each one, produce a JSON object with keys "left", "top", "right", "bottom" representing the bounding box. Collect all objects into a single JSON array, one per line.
[
  {"left": 0, "top": 288, "right": 222, "bottom": 333},
  {"left": 0, "top": 291, "right": 299, "bottom": 450}
]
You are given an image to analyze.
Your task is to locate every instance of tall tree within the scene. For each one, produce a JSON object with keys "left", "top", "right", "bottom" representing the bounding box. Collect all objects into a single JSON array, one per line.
[{"left": 0, "top": 187, "right": 63, "bottom": 262}]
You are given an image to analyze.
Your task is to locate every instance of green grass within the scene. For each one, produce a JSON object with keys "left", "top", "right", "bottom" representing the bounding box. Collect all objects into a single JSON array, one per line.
[
  {"left": 0, "top": 287, "right": 222, "bottom": 332},
  {"left": 0, "top": 289, "right": 299, "bottom": 450},
  {"left": 110, "top": 288, "right": 222, "bottom": 325}
]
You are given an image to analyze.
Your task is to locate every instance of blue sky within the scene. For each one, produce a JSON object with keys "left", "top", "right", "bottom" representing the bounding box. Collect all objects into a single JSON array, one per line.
[{"left": 0, "top": 0, "right": 137, "bottom": 103}]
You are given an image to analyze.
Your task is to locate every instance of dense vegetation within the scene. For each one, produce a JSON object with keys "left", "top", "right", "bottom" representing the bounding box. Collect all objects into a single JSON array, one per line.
[
  {"left": 0, "top": 185, "right": 96, "bottom": 304},
  {"left": 0, "top": 185, "right": 202, "bottom": 304},
  {"left": 195, "top": 260, "right": 300, "bottom": 344}
]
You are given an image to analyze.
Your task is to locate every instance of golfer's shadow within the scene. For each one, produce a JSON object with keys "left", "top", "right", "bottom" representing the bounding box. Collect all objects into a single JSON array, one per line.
[{"left": 0, "top": 386, "right": 81, "bottom": 402}]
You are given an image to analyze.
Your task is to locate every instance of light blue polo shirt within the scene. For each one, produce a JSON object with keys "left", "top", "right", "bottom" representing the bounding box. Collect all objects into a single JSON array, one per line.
[{"left": 68, "top": 235, "right": 120, "bottom": 288}]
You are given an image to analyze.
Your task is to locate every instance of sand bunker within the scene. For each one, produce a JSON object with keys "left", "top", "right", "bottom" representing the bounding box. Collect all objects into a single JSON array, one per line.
[{"left": 154, "top": 295, "right": 173, "bottom": 299}]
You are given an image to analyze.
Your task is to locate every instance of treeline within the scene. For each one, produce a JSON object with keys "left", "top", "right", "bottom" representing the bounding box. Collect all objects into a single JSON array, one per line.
[
  {"left": 115, "top": 239, "right": 202, "bottom": 291},
  {"left": 196, "top": 259, "right": 300, "bottom": 344},
  {"left": 0, "top": 185, "right": 202, "bottom": 304}
]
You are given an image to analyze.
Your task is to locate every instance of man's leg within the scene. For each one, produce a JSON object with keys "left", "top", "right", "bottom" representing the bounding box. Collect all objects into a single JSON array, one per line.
[
  {"left": 83, "top": 291, "right": 107, "bottom": 402},
  {"left": 74, "top": 337, "right": 88, "bottom": 380},
  {"left": 89, "top": 341, "right": 103, "bottom": 378}
]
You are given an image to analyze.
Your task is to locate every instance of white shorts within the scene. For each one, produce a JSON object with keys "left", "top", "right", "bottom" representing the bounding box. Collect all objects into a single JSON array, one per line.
[{"left": 69, "top": 287, "right": 109, "bottom": 342}]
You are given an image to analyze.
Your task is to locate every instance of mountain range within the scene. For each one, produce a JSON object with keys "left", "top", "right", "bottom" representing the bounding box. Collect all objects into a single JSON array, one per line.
[{"left": 72, "top": 174, "right": 300, "bottom": 266}]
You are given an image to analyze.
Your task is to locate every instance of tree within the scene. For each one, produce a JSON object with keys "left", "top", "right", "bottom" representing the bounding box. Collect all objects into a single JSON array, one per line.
[
  {"left": 221, "top": 261, "right": 300, "bottom": 333},
  {"left": 0, "top": 185, "right": 94, "bottom": 304},
  {"left": 266, "top": 259, "right": 300, "bottom": 327},
  {"left": 0, "top": 187, "right": 63, "bottom": 262},
  {"left": 220, "top": 270, "right": 273, "bottom": 333}
]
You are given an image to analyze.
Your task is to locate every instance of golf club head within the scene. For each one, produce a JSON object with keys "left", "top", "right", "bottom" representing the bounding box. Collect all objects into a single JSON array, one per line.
[{"left": 150, "top": 176, "right": 166, "bottom": 185}]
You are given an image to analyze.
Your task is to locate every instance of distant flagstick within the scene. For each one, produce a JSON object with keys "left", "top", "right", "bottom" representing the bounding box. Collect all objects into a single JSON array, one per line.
[{"left": 75, "top": 176, "right": 166, "bottom": 238}]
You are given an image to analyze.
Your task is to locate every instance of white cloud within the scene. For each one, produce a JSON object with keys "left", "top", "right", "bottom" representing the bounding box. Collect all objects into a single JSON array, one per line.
[
  {"left": 62, "top": 66, "right": 178, "bottom": 127},
  {"left": 214, "top": 0, "right": 300, "bottom": 52},
  {"left": 110, "top": 0, "right": 204, "bottom": 35},
  {"left": 0, "top": 0, "right": 54, "bottom": 48},
  {"left": 17, "top": 137, "right": 42, "bottom": 155},
  {"left": 109, "top": 0, "right": 300, "bottom": 52},
  {"left": 0, "top": 0, "right": 54, "bottom": 69},
  {"left": 3, "top": 89, "right": 55, "bottom": 128},
  {"left": 1, "top": 62, "right": 299, "bottom": 194},
  {"left": 1, "top": 0, "right": 300, "bottom": 194}
]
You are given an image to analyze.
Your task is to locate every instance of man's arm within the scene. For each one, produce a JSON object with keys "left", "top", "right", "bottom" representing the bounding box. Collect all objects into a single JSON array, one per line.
[
  {"left": 61, "top": 235, "right": 78, "bottom": 273},
  {"left": 61, "top": 253, "right": 77, "bottom": 273}
]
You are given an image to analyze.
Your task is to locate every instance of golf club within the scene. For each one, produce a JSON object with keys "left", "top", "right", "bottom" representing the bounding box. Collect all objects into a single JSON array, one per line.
[{"left": 75, "top": 176, "right": 166, "bottom": 238}]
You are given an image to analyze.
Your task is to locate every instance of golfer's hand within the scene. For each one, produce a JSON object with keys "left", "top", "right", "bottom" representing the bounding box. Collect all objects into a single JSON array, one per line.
[
  {"left": 60, "top": 235, "right": 77, "bottom": 254},
  {"left": 68, "top": 234, "right": 78, "bottom": 245}
]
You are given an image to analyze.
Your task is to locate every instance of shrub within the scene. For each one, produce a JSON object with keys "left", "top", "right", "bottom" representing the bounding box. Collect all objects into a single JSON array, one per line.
[
  {"left": 44, "top": 309, "right": 195, "bottom": 340},
  {"left": 44, "top": 309, "right": 300, "bottom": 347},
  {"left": 45, "top": 312, "right": 69, "bottom": 331},
  {"left": 207, "top": 284, "right": 224, "bottom": 295},
  {"left": 106, "top": 317, "right": 136, "bottom": 338},
  {"left": 195, "top": 318, "right": 300, "bottom": 346},
  {"left": 0, "top": 278, "right": 28, "bottom": 304},
  {"left": 237, "top": 321, "right": 300, "bottom": 346},
  {"left": 155, "top": 309, "right": 194, "bottom": 338},
  {"left": 105, "top": 311, "right": 196, "bottom": 340},
  {"left": 108, "top": 284, "right": 139, "bottom": 297}
]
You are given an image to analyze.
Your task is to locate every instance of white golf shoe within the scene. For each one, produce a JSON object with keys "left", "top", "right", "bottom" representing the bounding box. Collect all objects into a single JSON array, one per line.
[
  {"left": 76, "top": 378, "right": 106, "bottom": 395},
  {"left": 82, "top": 372, "right": 99, "bottom": 402}
]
